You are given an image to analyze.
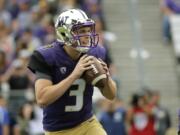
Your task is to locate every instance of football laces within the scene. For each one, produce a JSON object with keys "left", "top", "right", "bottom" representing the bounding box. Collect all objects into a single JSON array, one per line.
[{"left": 91, "top": 64, "right": 98, "bottom": 74}]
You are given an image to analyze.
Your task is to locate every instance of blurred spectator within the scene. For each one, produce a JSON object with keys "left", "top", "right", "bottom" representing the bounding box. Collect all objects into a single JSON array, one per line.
[
  {"left": 0, "top": 50, "right": 9, "bottom": 77},
  {"left": 15, "top": 40, "right": 28, "bottom": 57},
  {"left": 29, "top": 6, "right": 47, "bottom": 43},
  {"left": 81, "top": 0, "right": 107, "bottom": 30},
  {"left": 38, "top": 15, "right": 55, "bottom": 44},
  {"left": 29, "top": 102, "right": 43, "bottom": 135},
  {"left": 99, "top": 99, "right": 127, "bottom": 135},
  {"left": 9, "top": 59, "right": 30, "bottom": 90},
  {"left": 9, "top": 112, "right": 20, "bottom": 135},
  {"left": 17, "top": 102, "right": 34, "bottom": 135},
  {"left": 161, "top": 0, "right": 180, "bottom": 43},
  {"left": 151, "top": 91, "right": 171, "bottom": 135},
  {"left": 29, "top": 6, "right": 41, "bottom": 34},
  {"left": 76, "top": 0, "right": 84, "bottom": 6},
  {"left": 58, "top": 0, "right": 77, "bottom": 13},
  {"left": 127, "top": 92, "right": 156, "bottom": 135},
  {"left": 38, "top": 0, "right": 50, "bottom": 18},
  {"left": 0, "top": 94, "right": 10, "bottom": 135},
  {"left": 0, "top": 19, "right": 15, "bottom": 63},
  {"left": 29, "top": 13, "right": 55, "bottom": 44},
  {"left": 16, "top": 0, "right": 32, "bottom": 30},
  {"left": 0, "top": 50, "right": 10, "bottom": 97},
  {"left": 0, "top": 0, "right": 12, "bottom": 27},
  {"left": 16, "top": 101, "right": 43, "bottom": 135},
  {"left": 19, "top": 28, "right": 42, "bottom": 53},
  {"left": 7, "top": 0, "right": 20, "bottom": 19},
  {"left": 1, "top": 56, "right": 34, "bottom": 90},
  {"left": 165, "top": 127, "right": 177, "bottom": 135}
]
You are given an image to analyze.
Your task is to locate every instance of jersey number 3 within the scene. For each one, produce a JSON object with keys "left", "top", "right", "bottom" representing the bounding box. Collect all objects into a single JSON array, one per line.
[{"left": 65, "top": 79, "right": 86, "bottom": 112}]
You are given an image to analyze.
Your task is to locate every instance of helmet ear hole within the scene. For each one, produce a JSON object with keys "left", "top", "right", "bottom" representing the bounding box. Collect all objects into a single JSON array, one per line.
[{"left": 61, "top": 32, "right": 66, "bottom": 37}]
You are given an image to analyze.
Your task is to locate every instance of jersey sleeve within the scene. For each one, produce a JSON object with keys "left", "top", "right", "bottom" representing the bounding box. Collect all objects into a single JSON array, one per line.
[
  {"left": 95, "top": 46, "right": 106, "bottom": 61},
  {"left": 88, "top": 46, "right": 106, "bottom": 62},
  {"left": 28, "top": 51, "right": 52, "bottom": 76},
  {"left": 103, "top": 44, "right": 113, "bottom": 67}
]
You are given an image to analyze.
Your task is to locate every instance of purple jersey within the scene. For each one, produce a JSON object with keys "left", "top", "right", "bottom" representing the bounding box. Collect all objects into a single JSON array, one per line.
[
  {"left": 28, "top": 41, "right": 106, "bottom": 131},
  {"left": 165, "top": 0, "right": 180, "bottom": 13}
]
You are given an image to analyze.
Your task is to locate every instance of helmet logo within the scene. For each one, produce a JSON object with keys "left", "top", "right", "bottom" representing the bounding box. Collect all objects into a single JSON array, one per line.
[{"left": 58, "top": 16, "right": 69, "bottom": 27}]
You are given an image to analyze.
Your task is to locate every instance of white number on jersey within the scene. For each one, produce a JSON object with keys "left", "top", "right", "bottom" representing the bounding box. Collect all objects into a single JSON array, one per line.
[{"left": 65, "top": 79, "right": 86, "bottom": 112}]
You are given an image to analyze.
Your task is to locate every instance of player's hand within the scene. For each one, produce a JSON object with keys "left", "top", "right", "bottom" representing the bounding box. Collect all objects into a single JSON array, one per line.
[
  {"left": 71, "top": 55, "right": 94, "bottom": 79},
  {"left": 98, "top": 58, "right": 110, "bottom": 76}
]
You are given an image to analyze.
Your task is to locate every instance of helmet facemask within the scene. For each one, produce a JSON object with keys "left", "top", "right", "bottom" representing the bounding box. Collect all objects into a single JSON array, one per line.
[{"left": 71, "top": 21, "right": 99, "bottom": 53}]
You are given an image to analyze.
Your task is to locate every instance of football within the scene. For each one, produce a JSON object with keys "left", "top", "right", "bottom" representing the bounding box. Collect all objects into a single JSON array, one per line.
[{"left": 82, "top": 57, "right": 107, "bottom": 88}]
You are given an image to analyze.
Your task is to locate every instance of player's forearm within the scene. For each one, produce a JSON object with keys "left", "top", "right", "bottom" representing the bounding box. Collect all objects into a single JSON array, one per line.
[
  {"left": 101, "top": 77, "right": 117, "bottom": 100},
  {"left": 35, "top": 74, "right": 77, "bottom": 107}
]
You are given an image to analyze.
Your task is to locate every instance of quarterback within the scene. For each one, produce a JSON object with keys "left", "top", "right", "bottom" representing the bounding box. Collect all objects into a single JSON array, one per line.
[{"left": 28, "top": 9, "right": 117, "bottom": 135}]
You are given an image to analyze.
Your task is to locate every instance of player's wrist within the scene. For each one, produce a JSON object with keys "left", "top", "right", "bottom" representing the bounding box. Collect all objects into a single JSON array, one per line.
[
  {"left": 105, "top": 73, "right": 112, "bottom": 84},
  {"left": 68, "top": 73, "right": 78, "bottom": 82}
]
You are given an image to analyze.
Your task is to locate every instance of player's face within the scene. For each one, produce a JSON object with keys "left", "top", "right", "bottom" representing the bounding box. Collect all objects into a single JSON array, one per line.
[{"left": 74, "top": 26, "right": 92, "bottom": 47}]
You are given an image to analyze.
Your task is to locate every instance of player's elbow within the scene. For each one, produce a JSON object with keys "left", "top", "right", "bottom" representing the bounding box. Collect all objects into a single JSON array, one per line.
[
  {"left": 104, "top": 83, "right": 117, "bottom": 100},
  {"left": 106, "top": 90, "right": 116, "bottom": 100},
  {"left": 106, "top": 95, "right": 115, "bottom": 100},
  {"left": 102, "top": 87, "right": 116, "bottom": 100}
]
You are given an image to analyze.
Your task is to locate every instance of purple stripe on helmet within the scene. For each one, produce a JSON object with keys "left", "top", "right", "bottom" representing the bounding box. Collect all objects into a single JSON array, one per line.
[{"left": 72, "top": 21, "right": 95, "bottom": 30}]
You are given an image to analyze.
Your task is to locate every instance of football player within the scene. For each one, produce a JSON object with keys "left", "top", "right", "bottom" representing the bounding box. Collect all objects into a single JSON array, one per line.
[{"left": 28, "top": 9, "right": 117, "bottom": 135}]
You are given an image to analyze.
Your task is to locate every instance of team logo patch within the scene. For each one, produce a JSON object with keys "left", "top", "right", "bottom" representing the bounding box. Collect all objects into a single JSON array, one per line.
[
  {"left": 60, "top": 67, "right": 67, "bottom": 74},
  {"left": 42, "top": 44, "right": 54, "bottom": 49}
]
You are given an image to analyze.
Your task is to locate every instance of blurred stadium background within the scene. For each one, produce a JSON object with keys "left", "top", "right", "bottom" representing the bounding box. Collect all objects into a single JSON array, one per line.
[
  {"left": 0, "top": 0, "right": 179, "bottom": 135},
  {"left": 104, "top": 0, "right": 179, "bottom": 126}
]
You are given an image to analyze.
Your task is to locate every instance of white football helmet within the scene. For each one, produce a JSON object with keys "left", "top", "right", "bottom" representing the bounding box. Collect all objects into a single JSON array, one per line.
[{"left": 55, "top": 9, "right": 99, "bottom": 53}]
